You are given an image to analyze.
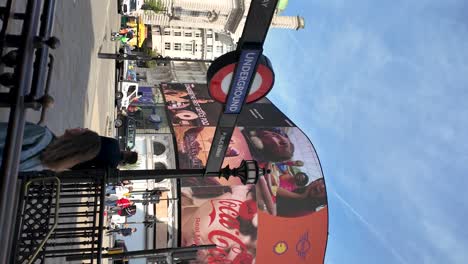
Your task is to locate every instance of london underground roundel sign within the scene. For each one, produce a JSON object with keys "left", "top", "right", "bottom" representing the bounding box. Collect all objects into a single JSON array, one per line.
[{"left": 207, "top": 51, "right": 275, "bottom": 105}]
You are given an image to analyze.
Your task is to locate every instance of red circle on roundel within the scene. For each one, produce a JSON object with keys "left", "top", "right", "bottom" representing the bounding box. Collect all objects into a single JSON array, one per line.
[{"left": 209, "top": 63, "right": 274, "bottom": 104}]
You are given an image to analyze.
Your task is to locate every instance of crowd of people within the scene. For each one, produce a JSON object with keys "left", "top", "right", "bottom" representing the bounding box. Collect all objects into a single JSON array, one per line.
[
  {"left": 106, "top": 180, "right": 137, "bottom": 218},
  {"left": 104, "top": 179, "right": 139, "bottom": 237}
]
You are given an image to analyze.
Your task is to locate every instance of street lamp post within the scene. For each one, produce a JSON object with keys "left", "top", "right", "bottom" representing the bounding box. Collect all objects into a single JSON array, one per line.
[
  {"left": 124, "top": 215, "right": 162, "bottom": 227},
  {"left": 97, "top": 52, "right": 214, "bottom": 63},
  {"left": 66, "top": 244, "right": 217, "bottom": 262},
  {"left": 108, "top": 160, "right": 265, "bottom": 185}
]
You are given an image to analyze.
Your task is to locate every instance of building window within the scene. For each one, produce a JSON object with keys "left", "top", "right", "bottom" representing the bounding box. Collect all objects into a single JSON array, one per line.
[
  {"left": 152, "top": 142, "right": 166, "bottom": 156},
  {"left": 207, "top": 33, "right": 213, "bottom": 38},
  {"left": 195, "top": 32, "right": 201, "bottom": 38},
  {"left": 184, "top": 43, "right": 193, "bottom": 51},
  {"left": 164, "top": 29, "right": 171, "bottom": 36},
  {"left": 206, "top": 45, "right": 213, "bottom": 52},
  {"left": 174, "top": 31, "right": 181, "bottom": 36},
  {"left": 172, "top": 8, "right": 211, "bottom": 19},
  {"left": 216, "top": 45, "right": 223, "bottom": 53},
  {"left": 165, "top": 42, "right": 171, "bottom": 50},
  {"left": 174, "top": 43, "right": 181, "bottom": 51},
  {"left": 154, "top": 162, "right": 167, "bottom": 170},
  {"left": 184, "top": 32, "right": 192, "bottom": 37}
]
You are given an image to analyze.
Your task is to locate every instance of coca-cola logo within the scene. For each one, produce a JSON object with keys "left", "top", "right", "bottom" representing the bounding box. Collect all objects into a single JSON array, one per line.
[{"left": 201, "top": 199, "right": 255, "bottom": 264}]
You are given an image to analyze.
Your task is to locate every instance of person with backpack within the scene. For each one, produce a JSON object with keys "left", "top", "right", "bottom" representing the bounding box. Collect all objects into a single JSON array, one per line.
[{"left": 108, "top": 204, "right": 137, "bottom": 217}]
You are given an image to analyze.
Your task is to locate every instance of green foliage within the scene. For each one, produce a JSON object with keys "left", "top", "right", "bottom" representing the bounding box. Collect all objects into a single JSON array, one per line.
[
  {"left": 141, "top": 0, "right": 166, "bottom": 13},
  {"left": 139, "top": 47, "right": 159, "bottom": 68},
  {"left": 145, "top": 60, "right": 157, "bottom": 68}
]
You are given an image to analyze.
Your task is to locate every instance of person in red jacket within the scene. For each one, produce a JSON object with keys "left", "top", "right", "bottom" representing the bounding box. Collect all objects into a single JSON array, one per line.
[
  {"left": 106, "top": 197, "right": 131, "bottom": 207},
  {"left": 107, "top": 199, "right": 136, "bottom": 217},
  {"left": 117, "top": 205, "right": 137, "bottom": 217}
]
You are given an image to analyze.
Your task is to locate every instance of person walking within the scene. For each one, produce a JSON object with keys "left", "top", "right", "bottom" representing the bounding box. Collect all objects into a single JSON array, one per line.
[
  {"left": 0, "top": 123, "right": 100, "bottom": 171},
  {"left": 106, "top": 197, "right": 132, "bottom": 207},
  {"left": 71, "top": 136, "right": 138, "bottom": 169},
  {"left": 106, "top": 226, "right": 137, "bottom": 237}
]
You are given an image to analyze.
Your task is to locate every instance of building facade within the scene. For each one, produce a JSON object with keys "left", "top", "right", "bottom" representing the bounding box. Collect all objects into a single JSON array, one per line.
[
  {"left": 135, "top": 60, "right": 209, "bottom": 85},
  {"left": 136, "top": 0, "right": 304, "bottom": 60}
]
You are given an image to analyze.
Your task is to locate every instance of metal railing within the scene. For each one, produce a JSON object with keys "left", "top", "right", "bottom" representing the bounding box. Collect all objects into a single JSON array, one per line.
[
  {"left": 14, "top": 169, "right": 107, "bottom": 264},
  {"left": 0, "top": 0, "right": 59, "bottom": 262},
  {"left": 14, "top": 168, "right": 216, "bottom": 264}
]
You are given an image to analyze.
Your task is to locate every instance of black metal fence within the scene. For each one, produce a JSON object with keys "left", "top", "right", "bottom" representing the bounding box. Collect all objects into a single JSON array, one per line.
[
  {"left": 13, "top": 169, "right": 216, "bottom": 264},
  {"left": 14, "top": 170, "right": 107, "bottom": 264}
]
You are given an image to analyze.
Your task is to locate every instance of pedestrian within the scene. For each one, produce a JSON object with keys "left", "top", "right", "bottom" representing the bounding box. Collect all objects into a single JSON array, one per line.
[
  {"left": 106, "top": 185, "right": 133, "bottom": 198},
  {"left": 0, "top": 123, "right": 100, "bottom": 171},
  {"left": 0, "top": 122, "right": 138, "bottom": 172},
  {"left": 108, "top": 204, "right": 137, "bottom": 218},
  {"left": 71, "top": 135, "right": 138, "bottom": 169},
  {"left": 106, "top": 197, "right": 132, "bottom": 207},
  {"left": 106, "top": 227, "right": 137, "bottom": 237}
]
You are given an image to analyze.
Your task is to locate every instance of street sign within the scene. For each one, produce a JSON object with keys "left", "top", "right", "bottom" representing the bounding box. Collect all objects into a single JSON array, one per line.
[
  {"left": 204, "top": 0, "right": 279, "bottom": 175},
  {"left": 208, "top": 50, "right": 275, "bottom": 108},
  {"left": 224, "top": 49, "right": 260, "bottom": 113}
]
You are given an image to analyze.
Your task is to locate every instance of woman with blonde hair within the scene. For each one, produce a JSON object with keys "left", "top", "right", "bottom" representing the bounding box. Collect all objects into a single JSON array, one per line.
[{"left": 0, "top": 123, "right": 101, "bottom": 171}]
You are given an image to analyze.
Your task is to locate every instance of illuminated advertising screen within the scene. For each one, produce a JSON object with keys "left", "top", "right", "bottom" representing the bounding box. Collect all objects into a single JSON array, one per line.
[
  {"left": 163, "top": 84, "right": 328, "bottom": 264},
  {"left": 161, "top": 83, "right": 294, "bottom": 128}
]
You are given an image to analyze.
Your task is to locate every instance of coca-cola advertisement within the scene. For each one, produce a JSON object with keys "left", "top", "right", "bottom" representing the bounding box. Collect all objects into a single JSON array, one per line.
[
  {"left": 163, "top": 83, "right": 328, "bottom": 264},
  {"left": 181, "top": 183, "right": 258, "bottom": 264},
  {"left": 177, "top": 126, "right": 328, "bottom": 263}
]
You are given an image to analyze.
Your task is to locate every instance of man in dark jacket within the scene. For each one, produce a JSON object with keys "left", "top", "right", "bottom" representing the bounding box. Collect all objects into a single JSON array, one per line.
[
  {"left": 72, "top": 136, "right": 138, "bottom": 169},
  {"left": 107, "top": 227, "right": 137, "bottom": 237}
]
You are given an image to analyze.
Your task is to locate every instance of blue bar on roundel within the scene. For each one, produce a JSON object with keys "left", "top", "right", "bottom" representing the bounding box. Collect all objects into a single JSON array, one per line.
[{"left": 224, "top": 49, "right": 261, "bottom": 114}]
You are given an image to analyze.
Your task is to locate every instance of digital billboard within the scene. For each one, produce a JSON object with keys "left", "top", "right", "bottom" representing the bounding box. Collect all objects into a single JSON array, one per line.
[{"left": 162, "top": 83, "right": 328, "bottom": 264}]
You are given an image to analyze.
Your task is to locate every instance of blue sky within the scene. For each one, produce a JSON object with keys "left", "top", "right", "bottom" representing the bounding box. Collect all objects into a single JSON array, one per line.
[{"left": 264, "top": 1, "right": 468, "bottom": 263}]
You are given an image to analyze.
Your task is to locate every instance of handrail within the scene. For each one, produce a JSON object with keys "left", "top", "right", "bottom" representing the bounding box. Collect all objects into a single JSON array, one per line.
[
  {"left": 24, "top": 176, "right": 61, "bottom": 264},
  {"left": 0, "top": 0, "right": 58, "bottom": 262},
  {"left": 0, "top": 1, "right": 44, "bottom": 262}
]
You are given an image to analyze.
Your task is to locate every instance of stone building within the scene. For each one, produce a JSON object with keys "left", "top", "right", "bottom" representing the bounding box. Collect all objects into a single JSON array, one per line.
[{"left": 134, "top": 0, "right": 303, "bottom": 60}]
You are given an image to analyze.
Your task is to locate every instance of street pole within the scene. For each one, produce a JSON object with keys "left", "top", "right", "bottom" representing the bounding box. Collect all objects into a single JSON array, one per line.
[
  {"left": 129, "top": 198, "right": 178, "bottom": 204},
  {"left": 107, "top": 160, "right": 266, "bottom": 185},
  {"left": 97, "top": 52, "right": 214, "bottom": 63}
]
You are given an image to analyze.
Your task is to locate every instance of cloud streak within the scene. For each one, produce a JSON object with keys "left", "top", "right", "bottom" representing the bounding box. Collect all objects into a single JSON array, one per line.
[{"left": 331, "top": 190, "right": 408, "bottom": 264}]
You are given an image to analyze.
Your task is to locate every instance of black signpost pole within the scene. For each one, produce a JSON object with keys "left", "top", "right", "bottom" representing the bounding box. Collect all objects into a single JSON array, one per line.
[
  {"left": 97, "top": 52, "right": 214, "bottom": 63},
  {"left": 66, "top": 245, "right": 217, "bottom": 262},
  {"left": 204, "top": 0, "right": 279, "bottom": 177},
  {"left": 108, "top": 159, "right": 264, "bottom": 185}
]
